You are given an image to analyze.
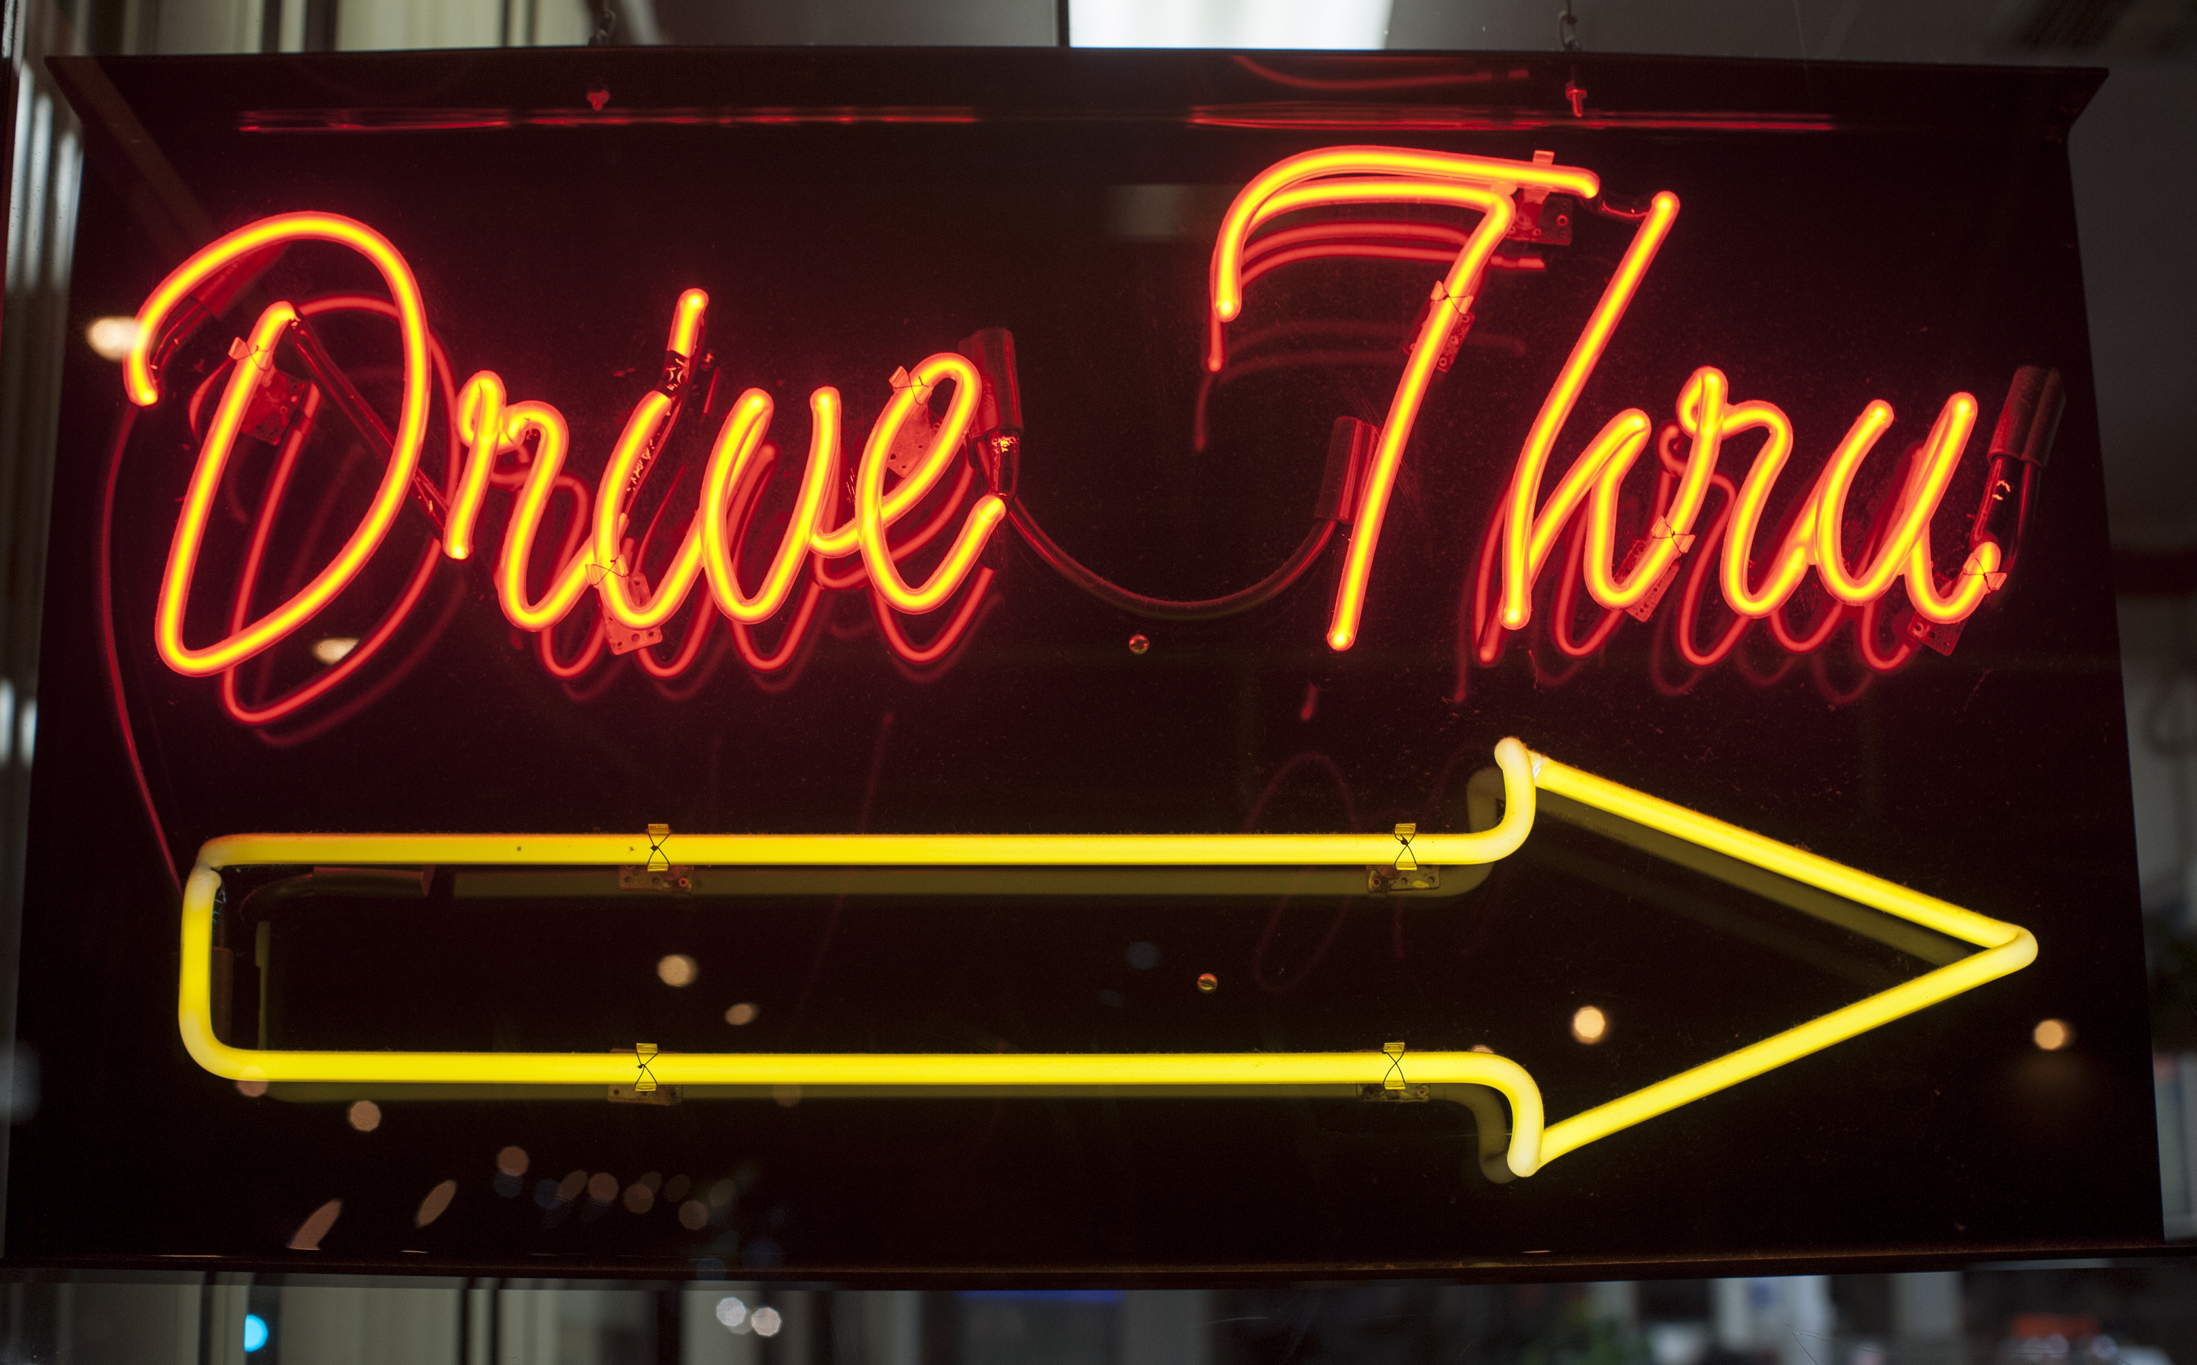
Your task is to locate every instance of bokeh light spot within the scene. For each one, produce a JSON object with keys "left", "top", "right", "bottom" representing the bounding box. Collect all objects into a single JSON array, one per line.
[
  {"left": 2034, "top": 1018, "right": 2074, "bottom": 1051},
  {"left": 678, "top": 1199, "right": 709, "bottom": 1230},
  {"left": 347, "top": 1100, "right": 381, "bottom": 1132},
  {"left": 1571, "top": 1005, "right": 1608, "bottom": 1044},
  {"left": 495, "top": 1146, "right": 529, "bottom": 1177},
  {"left": 752, "top": 1307, "right": 783, "bottom": 1337},
  {"left": 716, "top": 1295, "right": 749, "bottom": 1330},
  {"left": 243, "top": 1313, "right": 269, "bottom": 1353},
  {"left": 87, "top": 316, "right": 139, "bottom": 362},
  {"left": 236, "top": 1079, "right": 267, "bottom": 1098},
  {"left": 725, "top": 1002, "right": 759, "bottom": 1025},
  {"left": 415, "top": 1179, "right": 457, "bottom": 1228},
  {"left": 658, "top": 953, "right": 699, "bottom": 987}
]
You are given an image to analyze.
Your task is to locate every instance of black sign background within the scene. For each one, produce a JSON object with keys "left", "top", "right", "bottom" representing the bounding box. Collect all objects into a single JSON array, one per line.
[{"left": 11, "top": 48, "right": 2155, "bottom": 1274}]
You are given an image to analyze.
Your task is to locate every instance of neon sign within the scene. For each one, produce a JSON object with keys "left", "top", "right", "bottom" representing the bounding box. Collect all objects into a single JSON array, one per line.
[
  {"left": 177, "top": 738, "right": 2035, "bottom": 1178},
  {"left": 122, "top": 147, "right": 2047, "bottom": 714}
]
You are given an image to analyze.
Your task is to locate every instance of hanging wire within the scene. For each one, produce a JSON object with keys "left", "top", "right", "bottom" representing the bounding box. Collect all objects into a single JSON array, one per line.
[{"left": 1559, "top": 0, "right": 1583, "bottom": 52}]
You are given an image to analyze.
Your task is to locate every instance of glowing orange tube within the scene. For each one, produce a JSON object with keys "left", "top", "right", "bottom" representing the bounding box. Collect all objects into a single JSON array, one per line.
[
  {"left": 140, "top": 214, "right": 432, "bottom": 677},
  {"left": 1705, "top": 382, "right": 1812, "bottom": 619},
  {"left": 855, "top": 353, "right": 1004, "bottom": 616},
  {"left": 127, "top": 212, "right": 428, "bottom": 420},
  {"left": 224, "top": 546, "right": 441, "bottom": 726},
  {"left": 1812, "top": 393, "right": 1980, "bottom": 607},
  {"left": 213, "top": 292, "right": 464, "bottom": 728},
  {"left": 1500, "top": 192, "right": 1680, "bottom": 630},
  {"left": 1551, "top": 525, "right": 1626, "bottom": 659},
  {"left": 1508, "top": 408, "right": 1658, "bottom": 618},
  {"left": 1907, "top": 538, "right": 2001, "bottom": 624},
  {"left": 1583, "top": 410, "right": 1716, "bottom": 613},
  {"left": 1321, "top": 185, "right": 1513, "bottom": 651},
  {"left": 1210, "top": 146, "right": 1598, "bottom": 331},
  {"left": 668, "top": 288, "right": 708, "bottom": 359},
  {"left": 1673, "top": 485, "right": 1751, "bottom": 668},
  {"left": 496, "top": 404, "right": 597, "bottom": 630},
  {"left": 446, "top": 372, "right": 505, "bottom": 561},
  {"left": 594, "top": 390, "right": 706, "bottom": 629},
  {"left": 154, "top": 302, "right": 298, "bottom": 675},
  {"left": 215, "top": 343, "right": 438, "bottom": 729},
  {"left": 1215, "top": 177, "right": 1519, "bottom": 376},
  {"left": 812, "top": 365, "right": 986, "bottom": 561},
  {"left": 702, "top": 387, "right": 842, "bottom": 623}
]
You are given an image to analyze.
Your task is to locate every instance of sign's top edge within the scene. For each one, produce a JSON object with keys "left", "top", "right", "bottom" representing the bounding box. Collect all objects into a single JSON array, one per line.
[{"left": 45, "top": 47, "right": 2106, "bottom": 141}]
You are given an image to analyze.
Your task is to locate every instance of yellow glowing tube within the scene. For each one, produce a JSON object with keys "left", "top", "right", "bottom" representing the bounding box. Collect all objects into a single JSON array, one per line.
[
  {"left": 173, "top": 735, "right": 2034, "bottom": 1182},
  {"left": 190, "top": 731, "right": 1532, "bottom": 870},
  {"left": 1521, "top": 748, "right": 2035, "bottom": 1173}
]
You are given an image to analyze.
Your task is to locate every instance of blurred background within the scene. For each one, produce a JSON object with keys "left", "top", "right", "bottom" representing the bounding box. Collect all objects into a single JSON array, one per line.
[{"left": 0, "top": 0, "right": 2193, "bottom": 1360}]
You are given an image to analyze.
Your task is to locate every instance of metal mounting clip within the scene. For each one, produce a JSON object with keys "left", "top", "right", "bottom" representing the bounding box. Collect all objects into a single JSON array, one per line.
[
  {"left": 610, "top": 1043, "right": 681, "bottom": 1103},
  {"left": 1369, "top": 823, "right": 1440, "bottom": 892}
]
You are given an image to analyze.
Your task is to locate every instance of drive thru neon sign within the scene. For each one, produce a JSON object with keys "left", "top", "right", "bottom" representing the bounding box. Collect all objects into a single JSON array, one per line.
[
  {"left": 118, "top": 151, "right": 2044, "bottom": 1165},
  {"left": 122, "top": 146, "right": 2006, "bottom": 684}
]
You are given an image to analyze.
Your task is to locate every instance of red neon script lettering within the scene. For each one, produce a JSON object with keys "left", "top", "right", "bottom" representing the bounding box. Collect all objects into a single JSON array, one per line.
[
  {"left": 128, "top": 212, "right": 432, "bottom": 677},
  {"left": 129, "top": 145, "right": 2015, "bottom": 696},
  {"left": 1211, "top": 152, "right": 2002, "bottom": 653},
  {"left": 128, "top": 233, "right": 998, "bottom": 685}
]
